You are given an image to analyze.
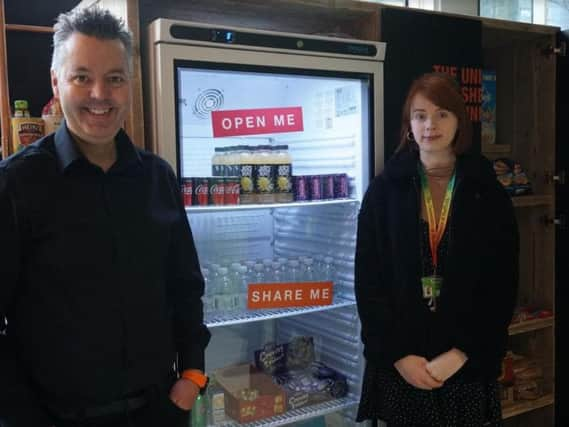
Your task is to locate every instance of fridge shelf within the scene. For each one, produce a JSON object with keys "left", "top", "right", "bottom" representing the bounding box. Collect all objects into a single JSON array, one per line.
[
  {"left": 212, "top": 396, "right": 358, "bottom": 427},
  {"left": 206, "top": 298, "right": 356, "bottom": 328},
  {"left": 186, "top": 198, "right": 358, "bottom": 213}
]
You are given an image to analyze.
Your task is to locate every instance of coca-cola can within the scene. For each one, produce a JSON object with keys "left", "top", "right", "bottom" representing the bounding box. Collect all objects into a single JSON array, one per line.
[
  {"left": 333, "top": 173, "right": 349, "bottom": 199},
  {"left": 293, "top": 175, "right": 308, "bottom": 202},
  {"left": 193, "top": 177, "right": 209, "bottom": 206},
  {"left": 309, "top": 175, "right": 322, "bottom": 201},
  {"left": 224, "top": 176, "right": 240, "bottom": 205},
  {"left": 181, "top": 178, "right": 193, "bottom": 207},
  {"left": 209, "top": 177, "right": 225, "bottom": 205},
  {"left": 322, "top": 174, "right": 334, "bottom": 200}
]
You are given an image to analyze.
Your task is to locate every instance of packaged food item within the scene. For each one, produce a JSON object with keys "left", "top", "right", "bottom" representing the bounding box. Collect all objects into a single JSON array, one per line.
[
  {"left": 514, "top": 378, "right": 543, "bottom": 400},
  {"left": 224, "top": 176, "right": 240, "bottom": 205},
  {"left": 255, "top": 336, "right": 348, "bottom": 410},
  {"left": 181, "top": 178, "right": 193, "bottom": 207},
  {"left": 322, "top": 174, "right": 335, "bottom": 200},
  {"left": 207, "top": 376, "right": 227, "bottom": 424},
  {"left": 333, "top": 173, "right": 349, "bottom": 198},
  {"left": 308, "top": 175, "right": 322, "bottom": 201},
  {"left": 498, "top": 351, "right": 514, "bottom": 386},
  {"left": 209, "top": 177, "right": 225, "bottom": 205},
  {"left": 193, "top": 178, "right": 210, "bottom": 206},
  {"left": 41, "top": 97, "right": 63, "bottom": 135},
  {"left": 11, "top": 100, "right": 44, "bottom": 152},
  {"left": 481, "top": 70, "right": 497, "bottom": 144},
  {"left": 293, "top": 175, "right": 309, "bottom": 201},
  {"left": 493, "top": 158, "right": 532, "bottom": 196},
  {"left": 214, "top": 364, "right": 286, "bottom": 423}
]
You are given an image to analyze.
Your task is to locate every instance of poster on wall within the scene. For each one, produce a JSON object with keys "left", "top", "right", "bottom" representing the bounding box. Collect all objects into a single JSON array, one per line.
[{"left": 380, "top": 8, "right": 483, "bottom": 158}]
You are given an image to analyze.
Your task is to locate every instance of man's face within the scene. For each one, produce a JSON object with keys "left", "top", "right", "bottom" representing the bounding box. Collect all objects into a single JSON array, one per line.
[{"left": 51, "top": 33, "right": 131, "bottom": 147}]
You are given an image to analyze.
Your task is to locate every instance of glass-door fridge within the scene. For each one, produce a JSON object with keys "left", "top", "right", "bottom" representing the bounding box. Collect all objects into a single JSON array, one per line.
[{"left": 147, "top": 19, "right": 385, "bottom": 426}]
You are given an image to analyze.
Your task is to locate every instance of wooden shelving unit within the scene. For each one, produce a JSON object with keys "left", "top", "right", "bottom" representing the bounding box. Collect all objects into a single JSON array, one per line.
[{"left": 0, "top": 0, "right": 54, "bottom": 159}]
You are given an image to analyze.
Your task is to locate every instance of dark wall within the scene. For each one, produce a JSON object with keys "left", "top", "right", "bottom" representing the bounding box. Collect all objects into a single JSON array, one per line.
[
  {"left": 4, "top": 1, "right": 80, "bottom": 117},
  {"left": 380, "top": 8, "right": 482, "bottom": 160}
]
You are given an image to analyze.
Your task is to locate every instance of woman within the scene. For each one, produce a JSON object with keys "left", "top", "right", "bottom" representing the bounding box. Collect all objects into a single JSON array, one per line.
[{"left": 355, "top": 72, "right": 518, "bottom": 426}]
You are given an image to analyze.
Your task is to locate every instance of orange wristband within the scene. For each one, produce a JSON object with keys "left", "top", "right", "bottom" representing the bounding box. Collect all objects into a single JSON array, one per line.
[{"left": 181, "top": 370, "right": 208, "bottom": 388}]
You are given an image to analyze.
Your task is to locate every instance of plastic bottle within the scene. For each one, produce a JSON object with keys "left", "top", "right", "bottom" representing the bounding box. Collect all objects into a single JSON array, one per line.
[
  {"left": 239, "top": 145, "right": 256, "bottom": 204},
  {"left": 272, "top": 261, "right": 283, "bottom": 283},
  {"left": 255, "top": 145, "right": 276, "bottom": 204},
  {"left": 322, "top": 256, "right": 336, "bottom": 284},
  {"left": 274, "top": 144, "right": 293, "bottom": 203},
  {"left": 236, "top": 265, "right": 249, "bottom": 311},
  {"left": 41, "top": 97, "right": 63, "bottom": 135},
  {"left": 11, "top": 100, "right": 44, "bottom": 153},
  {"left": 229, "top": 263, "right": 245, "bottom": 312},
  {"left": 244, "top": 260, "right": 256, "bottom": 277},
  {"left": 302, "top": 257, "right": 316, "bottom": 282},
  {"left": 262, "top": 258, "right": 274, "bottom": 282},
  {"left": 206, "top": 264, "right": 220, "bottom": 318},
  {"left": 287, "top": 259, "right": 301, "bottom": 282},
  {"left": 226, "top": 146, "right": 241, "bottom": 178},
  {"left": 253, "top": 263, "right": 265, "bottom": 283},
  {"left": 201, "top": 267, "right": 212, "bottom": 317},
  {"left": 213, "top": 267, "right": 234, "bottom": 313},
  {"left": 211, "top": 147, "right": 225, "bottom": 176},
  {"left": 277, "top": 257, "right": 288, "bottom": 281},
  {"left": 191, "top": 393, "right": 208, "bottom": 427}
]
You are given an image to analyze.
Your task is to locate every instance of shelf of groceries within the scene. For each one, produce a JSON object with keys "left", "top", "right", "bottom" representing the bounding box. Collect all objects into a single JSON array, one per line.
[
  {"left": 205, "top": 297, "right": 355, "bottom": 328},
  {"left": 198, "top": 334, "right": 355, "bottom": 427},
  {"left": 210, "top": 397, "right": 358, "bottom": 427},
  {"left": 508, "top": 306, "right": 554, "bottom": 336},
  {"left": 501, "top": 393, "right": 554, "bottom": 419},
  {"left": 508, "top": 316, "right": 554, "bottom": 336},
  {"left": 511, "top": 194, "right": 554, "bottom": 208}
]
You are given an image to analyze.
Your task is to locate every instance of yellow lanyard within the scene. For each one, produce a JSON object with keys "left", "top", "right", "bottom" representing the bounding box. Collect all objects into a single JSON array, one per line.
[{"left": 419, "top": 166, "right": 456, "bottom": 272}]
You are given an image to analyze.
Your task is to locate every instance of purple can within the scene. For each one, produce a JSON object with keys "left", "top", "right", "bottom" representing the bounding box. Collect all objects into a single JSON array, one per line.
[
  {"left": 293, "top": 175, "right": 309, "bottom": 201},
  {"left": 333, "top": 173, "right": 349, "bottom": 198},
  {"left": 322, "top": 174, "right": 335, "bottom": 200},
  {"left": 309, "top": 175, "right": 322, "bottom": 201}
]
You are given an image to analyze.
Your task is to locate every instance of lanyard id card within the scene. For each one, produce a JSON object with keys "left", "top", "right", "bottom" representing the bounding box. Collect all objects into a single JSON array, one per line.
[{"left": 419, "top": 165, "right": 456, "bottom": 312}]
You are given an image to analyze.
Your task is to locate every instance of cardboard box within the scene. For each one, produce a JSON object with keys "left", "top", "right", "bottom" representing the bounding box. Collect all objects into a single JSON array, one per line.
[{"left": 215, "top": 364, "right": 287, "bottom": 423}]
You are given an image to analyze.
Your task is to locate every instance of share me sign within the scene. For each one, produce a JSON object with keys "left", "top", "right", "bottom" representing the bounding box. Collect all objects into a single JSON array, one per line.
[{"left": 247, "top": 281, "right": 333, "bottom": 309}]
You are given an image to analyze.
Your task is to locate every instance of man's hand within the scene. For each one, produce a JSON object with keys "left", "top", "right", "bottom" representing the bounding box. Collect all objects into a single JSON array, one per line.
[
  {"left": 425, "top": 348, "right": 468, "bottom": 382},
  {"left": 394, "top": 355, "right": 444, "bottom": 390},
  {"left": 169, "top": 378, "right": 200, "bottom": 410}
]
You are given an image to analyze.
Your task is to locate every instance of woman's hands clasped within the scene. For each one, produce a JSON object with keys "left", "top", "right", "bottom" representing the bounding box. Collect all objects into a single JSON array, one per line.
[
  {"left": 394, "top": 348, "right": 468, "bottom": 390},
  {"left": 394, "top": 355, "right": 444, "bottom": 390}
]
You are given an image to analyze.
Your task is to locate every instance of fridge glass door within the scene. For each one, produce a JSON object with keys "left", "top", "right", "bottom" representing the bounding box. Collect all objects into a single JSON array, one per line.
[{"left": 174, "top": 61, "right": 374, "bottom": 426}]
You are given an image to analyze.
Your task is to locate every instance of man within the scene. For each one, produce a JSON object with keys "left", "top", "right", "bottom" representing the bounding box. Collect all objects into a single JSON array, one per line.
[{"left": 0, "top": 7, "right": 210, "bottom": 427}]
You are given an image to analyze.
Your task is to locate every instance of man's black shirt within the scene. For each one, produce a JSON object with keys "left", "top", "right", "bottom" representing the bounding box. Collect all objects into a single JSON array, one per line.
[{"left": 0, "top": 124, "right": 210, "bottom": 422}]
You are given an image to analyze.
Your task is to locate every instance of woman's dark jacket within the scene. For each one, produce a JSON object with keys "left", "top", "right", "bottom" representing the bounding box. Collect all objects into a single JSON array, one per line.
[{"left": 355, "top": 148, "right": 519, "bottom": 380}]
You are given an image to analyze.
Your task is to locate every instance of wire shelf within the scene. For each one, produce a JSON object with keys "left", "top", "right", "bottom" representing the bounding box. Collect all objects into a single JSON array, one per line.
[
  {"left": 212, "top": 397, "right": 358, "bottom": 426},
  {"left": 186, "top": 198, "right": 358, "bottom": 213},
  {"left": 206, "top": 298, "right": 356, "bottom": 328}
]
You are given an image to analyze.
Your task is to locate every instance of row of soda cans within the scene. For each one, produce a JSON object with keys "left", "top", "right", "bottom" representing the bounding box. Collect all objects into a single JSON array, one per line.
[{"left": 181, "top": 173, "right": 349, "bottom": 207}]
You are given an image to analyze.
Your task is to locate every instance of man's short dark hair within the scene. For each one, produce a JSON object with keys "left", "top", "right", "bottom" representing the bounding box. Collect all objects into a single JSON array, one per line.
[{"left": 51, "top": 7, "right": 133, "bottom": 75}]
